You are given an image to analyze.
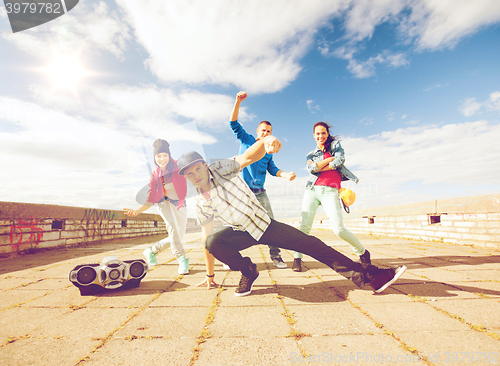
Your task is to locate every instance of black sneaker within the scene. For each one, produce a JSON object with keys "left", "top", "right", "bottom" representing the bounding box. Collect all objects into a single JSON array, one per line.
[
  {"left": 365, "top": 265, "right": 407, "bottom": 293},
  {"left": 292, "top": 258, "right": 302, "bottom": 272},
  {"left": 235, "top": 263, "right": 259, "bottom": 297},
  {"left": 359, "top": 250, "right": 371, "bottom": 265}
]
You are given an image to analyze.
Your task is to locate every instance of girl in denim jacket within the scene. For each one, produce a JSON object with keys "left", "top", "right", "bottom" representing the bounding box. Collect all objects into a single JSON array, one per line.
[{"left": 292, "top": 122, "right": 371, "bottom": 272}]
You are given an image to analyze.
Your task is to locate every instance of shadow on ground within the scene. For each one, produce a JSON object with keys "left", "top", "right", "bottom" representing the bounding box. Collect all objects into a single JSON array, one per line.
[{"left": 76, "top": 280, "right": 191, "bottom": 297}]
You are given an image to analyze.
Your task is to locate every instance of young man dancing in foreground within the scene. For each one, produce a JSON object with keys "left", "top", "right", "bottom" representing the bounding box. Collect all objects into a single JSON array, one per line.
[{"left": 177, "top": 136, "right": 406, "bottom": 296}]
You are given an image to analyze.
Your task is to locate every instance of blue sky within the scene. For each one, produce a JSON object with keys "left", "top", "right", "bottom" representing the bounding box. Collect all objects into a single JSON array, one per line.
[{"left": 1, "top": 0, "right": 499, "bottom": 218}]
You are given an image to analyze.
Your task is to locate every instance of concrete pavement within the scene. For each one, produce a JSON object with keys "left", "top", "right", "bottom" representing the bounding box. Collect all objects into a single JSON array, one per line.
[{"left": 0, "top": 229, "right": 499, "bottom": 366}]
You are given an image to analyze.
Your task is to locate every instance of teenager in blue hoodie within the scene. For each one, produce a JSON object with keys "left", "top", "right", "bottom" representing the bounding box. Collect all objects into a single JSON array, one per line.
[{"left": 229, "top": 91, "right": 296, "bottom": 269}]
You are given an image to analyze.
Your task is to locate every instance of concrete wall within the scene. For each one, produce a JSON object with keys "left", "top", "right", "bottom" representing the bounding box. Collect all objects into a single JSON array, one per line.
[
  {"left": 3, "top": 193, "right": 499, "bottom": 255},
  {"left": 0, "top": 202, "right": 198, "bottom": 256},
  {"left": 283, "top": 193, "right": 500, "bottom": 249}
]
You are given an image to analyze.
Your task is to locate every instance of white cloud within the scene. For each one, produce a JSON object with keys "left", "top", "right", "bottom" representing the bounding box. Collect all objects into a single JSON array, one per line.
[
  {"left": 402, "top": 0, "right": 500, "bottom": 51},
  {"left": 342, "top": 0, "right": 500, "bottom": 51},
  {"left": 0, "top": 96, "right": 136, "bottom": 208},
  {"left": 459, "top": 98, "right": 482, "bottom": 117},
  {"left": 458, "top": 91, "right": 500, "bottom": 117},
  {"left": 0, "top": 96, "right": 132, "bottom": 169},
  {"left": 29, "top": 83, "right": 249, "bottom": 137},
  {"left": 423, "top": 83, "right": 449, "bottom": 92},
  {"left": 116, "top": 0, "right": 345, "bottom": 93},
  {"left": 359, "top": 117, "right": 373, "bottom": 126},
  {"left": 2, "top": 1, "right": 130, "bottom": 60},
  {"left": 306, "top": 100, "right": 321, "bottom": 113},
  {"left": 343, "top": 0, "right": 408, "bottom": 42},
  {"left": 332, "top": 46, "right": 408, "bottom": 78},
  {"left": 403, "top": 118, "right": 420, "bottom": 126},
  {"left": 487, "top": 91, "right": 500, "bottom": 112},
  {"left": 343, "top": 120, "right": 500, "bottom": 200}
]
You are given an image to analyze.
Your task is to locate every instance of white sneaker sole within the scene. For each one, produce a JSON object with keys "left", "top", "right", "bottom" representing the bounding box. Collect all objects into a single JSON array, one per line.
[
  {"left": 375, "top": 265, "right": 407, "bottom": 293},
  {"left": 235, "top": 272, "right": 260, "bottom": 297}
]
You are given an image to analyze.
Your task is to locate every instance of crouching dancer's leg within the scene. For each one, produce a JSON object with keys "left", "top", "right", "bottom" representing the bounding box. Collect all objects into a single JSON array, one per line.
[
  {"left": 206, "top": 220, "right": 406, "bottom": 296},
  {"left": 206, "top": 227, "right": 261, "bottom": 296},
  {"left": 261, "top": 220, "right": 406, "bottom": 293}
]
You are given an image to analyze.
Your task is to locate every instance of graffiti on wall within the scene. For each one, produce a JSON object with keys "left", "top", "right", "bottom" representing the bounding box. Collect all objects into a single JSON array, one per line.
[
  {"left": 82, "top": 209, "right": 117, "bottom": 221},
  {"left": 80, "top": 209, "right": 118, "bottom": 238},
  {"left": 10, "top": 218, "right": 44, "bottom": 251}
]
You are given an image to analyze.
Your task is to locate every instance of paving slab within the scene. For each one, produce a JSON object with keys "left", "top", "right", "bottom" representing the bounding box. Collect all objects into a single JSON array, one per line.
[
  {"left": 209, "top": 306, "right": 291, "bottom": 338},
  {"left": 83, "top": 338, "right": 196, "bottom": 366},
  {"left": 449, "top": 280, "right": 500, "bottom": 298},
  {"left": 149, "top": 287, "right": 220, "bottom": 308},
  {"left": 113, "top": 307, "right": 210, "bottom": 339},
  {"left": 299, "top": 333, "right": 419, "bottom": 365},
  {"left": 399, "top": 330, "right": 500, "bottom": 366},
  {"left": 459, "top": 269, "right": 500, "bottom": 281},
  {"left": 0, "top": 337, "right": 101, "bottom": 366},
  {"left": 0, "top": 307, "right": 69, "bottom": 344},
  {"left": 393, "top": 281, "right": 483, "bottom": 300},
  {"left": 287, "top": 302, "right": 385, "bottom": 336},
  {"left": 430, "top": 298, "right": 500, "bottom": 335},
  {"left": 0, "top": 289, "right": 51, "bottom": 310},
  {"left": 19, "top": 287, "right": 89, "bottom": 308},
  {"left": 0, "top": 276, "right": 39, "bottom": 290},
  {"left": 344, "top": 285, "right": 416, "bottom": 304},
  {"left": 219, "top": 284, "right": 281, "bottom": 307},
  {"left": 31, "top": 307, "right": 138, "bottom": 339},
  {"left": 407, "top": 267, "right": 476, "bottom": 282},
  {"left": 196, "top": 337, "right": 298, "bottom": 366},
  {"left": 279, "top": 284, "right": 345, "bottom": 306},
  {"left": 356, "top": 301, "right": 472, "bottom": 332},
  {"left": 87, "top": 291, "right": 161, "bottom": 309},
  {"left": 19, "top": 278, "right": 69, "bottom": 290}
]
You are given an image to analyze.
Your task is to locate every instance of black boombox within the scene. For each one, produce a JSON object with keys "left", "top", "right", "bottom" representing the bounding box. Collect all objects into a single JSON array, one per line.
[{"left": 69, "top": 256, "right": 149, "bottom": 295}]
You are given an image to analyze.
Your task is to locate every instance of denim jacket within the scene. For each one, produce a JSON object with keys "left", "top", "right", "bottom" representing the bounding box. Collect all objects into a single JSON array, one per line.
[{"left": 305, "top": 140, "right": 359, "bottom": 189}]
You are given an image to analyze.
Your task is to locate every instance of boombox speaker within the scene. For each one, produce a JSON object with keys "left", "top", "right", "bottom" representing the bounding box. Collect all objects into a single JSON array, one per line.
[{"left": 69, "top": 256, "right": 149, "bottom": 295}]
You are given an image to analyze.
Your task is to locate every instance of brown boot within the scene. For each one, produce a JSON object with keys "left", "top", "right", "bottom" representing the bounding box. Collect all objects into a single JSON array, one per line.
[
  {"left": 359, "top": 250, "right": 371, "bottom": 266},
  {"left": 292, "top": 258, "right": 302, "bottom": 272}
]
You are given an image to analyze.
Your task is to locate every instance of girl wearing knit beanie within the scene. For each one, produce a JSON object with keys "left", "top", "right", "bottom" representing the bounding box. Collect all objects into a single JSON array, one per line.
[{"left": 124, "top": 139, "right": 190, "bottom": 275}]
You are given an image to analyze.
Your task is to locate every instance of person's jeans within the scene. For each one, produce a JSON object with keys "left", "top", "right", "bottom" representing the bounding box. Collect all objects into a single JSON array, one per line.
[
  {"left": 206, "top": 219, "right": 366, "bottom": 287},
  {"left": 152, "top": 201, "right": 188, "bottom": 258},
  {"left": 295, "top": 186, "right": 365, "bottom": 258},
  {"left": 253, "top": 190, "right": 281, "bottom": 259}
]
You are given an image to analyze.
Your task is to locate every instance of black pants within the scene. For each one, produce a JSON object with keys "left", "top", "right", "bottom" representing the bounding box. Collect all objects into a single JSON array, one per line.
[{"left": 205, "top": 219, "right": 366, "bottom": 287}]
